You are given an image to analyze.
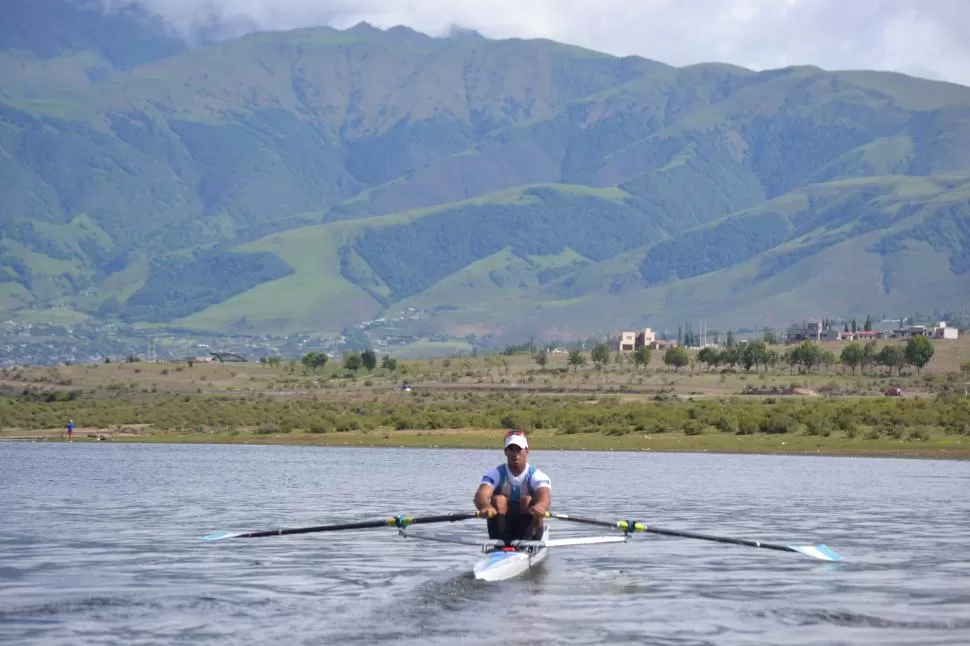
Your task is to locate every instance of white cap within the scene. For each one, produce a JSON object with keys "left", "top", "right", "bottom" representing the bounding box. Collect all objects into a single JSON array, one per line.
[{"left": 504, "top": 432, "right": 528, "bottom": 450}]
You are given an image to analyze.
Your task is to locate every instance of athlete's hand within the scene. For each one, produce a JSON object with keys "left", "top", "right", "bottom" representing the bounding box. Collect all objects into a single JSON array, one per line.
[
  {"left": 527, "top": 505, "right": 546, "bottom": 519},
  {"left": 479, "top": 504, "right": 498, "bottom": 518}
]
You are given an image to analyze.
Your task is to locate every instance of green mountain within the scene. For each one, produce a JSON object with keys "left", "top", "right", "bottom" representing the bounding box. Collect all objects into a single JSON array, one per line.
[{"left": 2, "top": 1, "right": 969, "bottom": 343}]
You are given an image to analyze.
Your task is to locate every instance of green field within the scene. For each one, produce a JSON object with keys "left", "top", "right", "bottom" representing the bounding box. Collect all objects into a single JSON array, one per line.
[{"left": 3, "top": 336, "right": 968, "bottom": 460}]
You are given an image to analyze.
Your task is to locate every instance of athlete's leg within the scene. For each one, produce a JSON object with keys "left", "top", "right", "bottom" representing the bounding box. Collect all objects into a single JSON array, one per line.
[
  {"left": 487, "top": 494, "right": 509, "bottom": 540},
  {"left": 517, "top": 495, "right": 543, "bottom": 539}
]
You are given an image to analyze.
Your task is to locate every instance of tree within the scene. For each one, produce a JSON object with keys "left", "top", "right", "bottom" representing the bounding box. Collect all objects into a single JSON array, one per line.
[
  {"left": 877, "top": 344, "right": 905, "bottom": 376},
  {"left": 301, "top": 351, "right": 328, "bottom": 370},
  {"left": 820, "top": 350, "right": 837, "bottom": 373},
  {"left": 792, "top": 341, "right": 822, "bottom": 372},
  {"left": 718, "top": 346, "right": 740, "bottom": 370},
  {"left": 725, "top": 330, "right": 735, "bottom": 347},
  {"left": 697, "top": 347, "right": 719, "bottom": 371},
  {"left": 567, "top": 348, "right": 585, "bottom": 372},
  {"left": 633, "top": 345, "right": 652, "bottom": 372},
  {"left": 851, "top": 318, "right": 858, "bottom": 333},
  {"left": 343, "top": 350, "right": 362, "bottom": 371},
  {"left": 840, "top": 342, "right": 862, "bottom": 374},
  {"left": 590, "top": 342, "right": 611, "bottom": 368},
  {"left": 861, "top": 340, "right": 878, "bottom": 375},
  {"left": 843, "top": 322, "right": 849, "bottom": 333},
  {"left": 361, "top": 349, "right": 377, "bottom": 371},
  {"left": 765, "top": 349, "right": 780, "bottom": 371},
  {"left": 863, "top": 314, "right": 873, "bottom": 332},
  {"left": 904, "top": 336, "right": 934, "bottom": 374},
  {"left": 381, "top": 355, "right": 398, "bottom": 371},
  {"left": 741, "top": 340, "right": 769, "bottom": 372},
  {"left": 663, "top": 346, "right": 689, "bottom": 371},
  {"left": 534, "top": 350, "right": 548, "bottom": 370}
]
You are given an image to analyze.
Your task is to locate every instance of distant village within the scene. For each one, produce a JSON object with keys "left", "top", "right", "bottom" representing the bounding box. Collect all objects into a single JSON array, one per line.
[
  {"left": 0, "top": 312, "right": 964, "bottom": 367},
  {"left": 611, "top": 320, "right": 961, "bottom": 352}
]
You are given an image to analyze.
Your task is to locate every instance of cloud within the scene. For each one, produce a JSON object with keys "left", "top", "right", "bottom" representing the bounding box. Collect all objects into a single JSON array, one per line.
[{"left": 109, "top": 0, "right": 970, "bottom": 86}]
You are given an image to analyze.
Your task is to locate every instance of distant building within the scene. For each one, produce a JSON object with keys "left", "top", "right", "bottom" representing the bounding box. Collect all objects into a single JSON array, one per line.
[
  {"left": 785, "top": 322, "right": 823, "bottom": 343},
  {"left": 930, "top": 322, "right": 960, "bottom": 340},
  {"left": 635, "top": 328, "right": 657, "bottom": 348},
  {"left": 614, "top": 331, "right": 636, "bottom": 352},
  {"left": 613, "top": 328, "right": 657, "bottom": 352},
  {"left": 888, "top": 323, "right": 959, "bottom": 340}
]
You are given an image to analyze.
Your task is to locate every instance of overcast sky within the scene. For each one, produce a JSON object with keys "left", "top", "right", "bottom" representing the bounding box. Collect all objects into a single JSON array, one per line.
[{"left": 109, "top": 0, "right": 970, "bottom": 86}]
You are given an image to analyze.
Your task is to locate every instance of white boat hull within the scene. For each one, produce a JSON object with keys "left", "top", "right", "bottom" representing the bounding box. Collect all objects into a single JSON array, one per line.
[{"left": 472, "top": 526, "right": 550, "bottom": 582}]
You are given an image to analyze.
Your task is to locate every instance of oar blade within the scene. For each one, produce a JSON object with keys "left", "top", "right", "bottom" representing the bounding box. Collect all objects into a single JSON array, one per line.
[
  {"left": 788, "top": 544, "right": 844, "bottom": 562},
  {"left": 201, "top": 530, "right": 245, "bottom": 542}
]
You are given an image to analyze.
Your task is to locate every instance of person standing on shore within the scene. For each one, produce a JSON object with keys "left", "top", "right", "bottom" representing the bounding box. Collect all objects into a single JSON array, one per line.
[{"left": 66, "top": 419, "right": 74, "bottom": 442}]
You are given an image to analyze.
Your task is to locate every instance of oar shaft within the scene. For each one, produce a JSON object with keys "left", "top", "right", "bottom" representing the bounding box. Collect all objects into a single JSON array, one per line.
[
  {"left": 639, "top": 526, "right": 796, "bottom": 554},
  {"left": 227, "top": 512, "right": 480, "bottom": 539},
  {"left": 544, "top": 512, "right": 621, "bottom": 530},
  {"left": 547, "top": 512, "right": 802, "bottom": 555}
]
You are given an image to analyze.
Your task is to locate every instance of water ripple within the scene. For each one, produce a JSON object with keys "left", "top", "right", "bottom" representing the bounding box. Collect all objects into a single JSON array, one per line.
[{"left": 2, "top": 442, "right": 968, "bottom": 645}]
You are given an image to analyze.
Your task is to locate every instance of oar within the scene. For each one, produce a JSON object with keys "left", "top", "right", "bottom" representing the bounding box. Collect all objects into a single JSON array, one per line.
[
  {"left": 202, "top": 511, "right": 482, "bottom": 542},
  {"left": 545, "top": 512, "right": 843, "bottom": 562}
]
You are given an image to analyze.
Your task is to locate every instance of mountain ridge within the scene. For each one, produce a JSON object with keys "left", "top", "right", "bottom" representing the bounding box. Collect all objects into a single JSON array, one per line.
[{"left": 1, "top": 1, "right": 968, "bottom": 343}]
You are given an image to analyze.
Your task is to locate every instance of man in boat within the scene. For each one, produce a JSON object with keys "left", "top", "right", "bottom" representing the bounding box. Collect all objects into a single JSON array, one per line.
[{"left": 474, "top": 430, "right": 551, "bottom": 545}]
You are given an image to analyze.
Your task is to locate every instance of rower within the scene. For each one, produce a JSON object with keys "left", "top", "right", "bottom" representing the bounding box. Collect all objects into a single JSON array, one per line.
[{"left": 474, "top": 430, "right": 551, "bottom": 545}]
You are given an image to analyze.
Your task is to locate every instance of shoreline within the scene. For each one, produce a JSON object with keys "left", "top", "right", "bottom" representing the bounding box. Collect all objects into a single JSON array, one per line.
[{"left": 4, "top": 428, "right": 968, "bottom": 461}]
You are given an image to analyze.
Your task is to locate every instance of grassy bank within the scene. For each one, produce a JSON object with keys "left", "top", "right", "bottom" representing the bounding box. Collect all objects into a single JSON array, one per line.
[
  {"left": 1, "top": 337, "right": 969, "bottom": 459},
  {"left": 4, "top": 426, "right": 967, "bottom": 460}
]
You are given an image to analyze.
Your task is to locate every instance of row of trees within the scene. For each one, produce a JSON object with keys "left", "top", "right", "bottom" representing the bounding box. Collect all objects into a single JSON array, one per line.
[
  {"left": 536, "top": 336, "right": 937, "bottom": 376},
  {"left": 300, "top": 350, "right": 398, "bottom": 373},
  {"left": 695, "top": 337, "right": 934, "bottom": 375}
]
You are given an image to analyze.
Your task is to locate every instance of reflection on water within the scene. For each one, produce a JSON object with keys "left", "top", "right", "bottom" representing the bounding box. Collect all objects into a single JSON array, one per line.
[{"left": 1, "top": 442, "right": 968, "bottom": 645}]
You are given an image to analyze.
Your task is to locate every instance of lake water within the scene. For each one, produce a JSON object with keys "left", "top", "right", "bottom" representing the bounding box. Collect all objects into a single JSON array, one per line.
[{"left": 1, "top": 442, "right": 968, "bottom": 645}]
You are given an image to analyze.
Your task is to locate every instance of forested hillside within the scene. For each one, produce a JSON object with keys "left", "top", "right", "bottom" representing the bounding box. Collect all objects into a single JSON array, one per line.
[{"left": 2, "top": 0, "right": 969, "bottom": 340}]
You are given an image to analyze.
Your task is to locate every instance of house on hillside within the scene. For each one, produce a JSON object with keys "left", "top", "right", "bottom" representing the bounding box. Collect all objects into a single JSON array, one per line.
[
  {"left": 930, "top": 322, "right": 960, "bottom": 339},
  {"left": 613, "top": 328, "right": 658, "bottom": 352},
  {"left": 614, "top": 331, "right": 636, "bottom": 352},
  {"left": 784, "top": 322, "right": 823, "bottom": 343},
  {"left": 889, "top": 325, "right": 928, "bottom": 339},
  {"left": 636, "top": 328, "right": 657, "bottom": 347}
]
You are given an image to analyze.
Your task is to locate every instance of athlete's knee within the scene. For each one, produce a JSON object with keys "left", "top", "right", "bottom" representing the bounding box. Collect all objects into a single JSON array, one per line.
[
  {"left": 491, "top": 494, "right": 509, "bottom": 513},
  {"left": 518, "top": 495, "right": 532, "bottom": 513}
]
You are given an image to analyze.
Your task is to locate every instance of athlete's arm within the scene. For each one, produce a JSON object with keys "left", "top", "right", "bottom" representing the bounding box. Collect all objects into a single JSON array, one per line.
[
  {"left": 474, "top": 483, "right": 494, "bottom": 512},
  {"left": 528, "top": 486, "right": 551, "bottom": 517},
  {"left": 527, "top": 469, "right": 551, "bottom": 517},
  {"left": 474, "top": 467, "right": 500, "bottom": 515}
]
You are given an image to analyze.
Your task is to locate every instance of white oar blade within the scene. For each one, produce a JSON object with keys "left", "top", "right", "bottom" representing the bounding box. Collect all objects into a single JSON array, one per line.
[
  {"left": 202, "top": 531, "right": 244, "bottom": 542},
  {"left": 788, "top": 544, "right": 843, "bottom": 562}
]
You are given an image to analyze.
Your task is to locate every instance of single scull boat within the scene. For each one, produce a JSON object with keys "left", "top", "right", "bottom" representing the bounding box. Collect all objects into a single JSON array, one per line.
[
  {"left": 398, "top": 525, "right": 631, "bottom": 581},
  {"left": 201, "top": 510, "right": 843, "bottom": 582}
]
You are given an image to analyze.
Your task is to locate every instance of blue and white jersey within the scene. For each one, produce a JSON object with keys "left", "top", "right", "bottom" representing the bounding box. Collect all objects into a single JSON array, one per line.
[{"left": 480, "top": 463, "right": 551, "bottom": 501}]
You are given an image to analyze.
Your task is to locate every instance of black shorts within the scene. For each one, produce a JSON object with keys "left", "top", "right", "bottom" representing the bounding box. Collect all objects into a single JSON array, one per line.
[{"left": 488, "top": 508, "right": 542, "bottom": 542}]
